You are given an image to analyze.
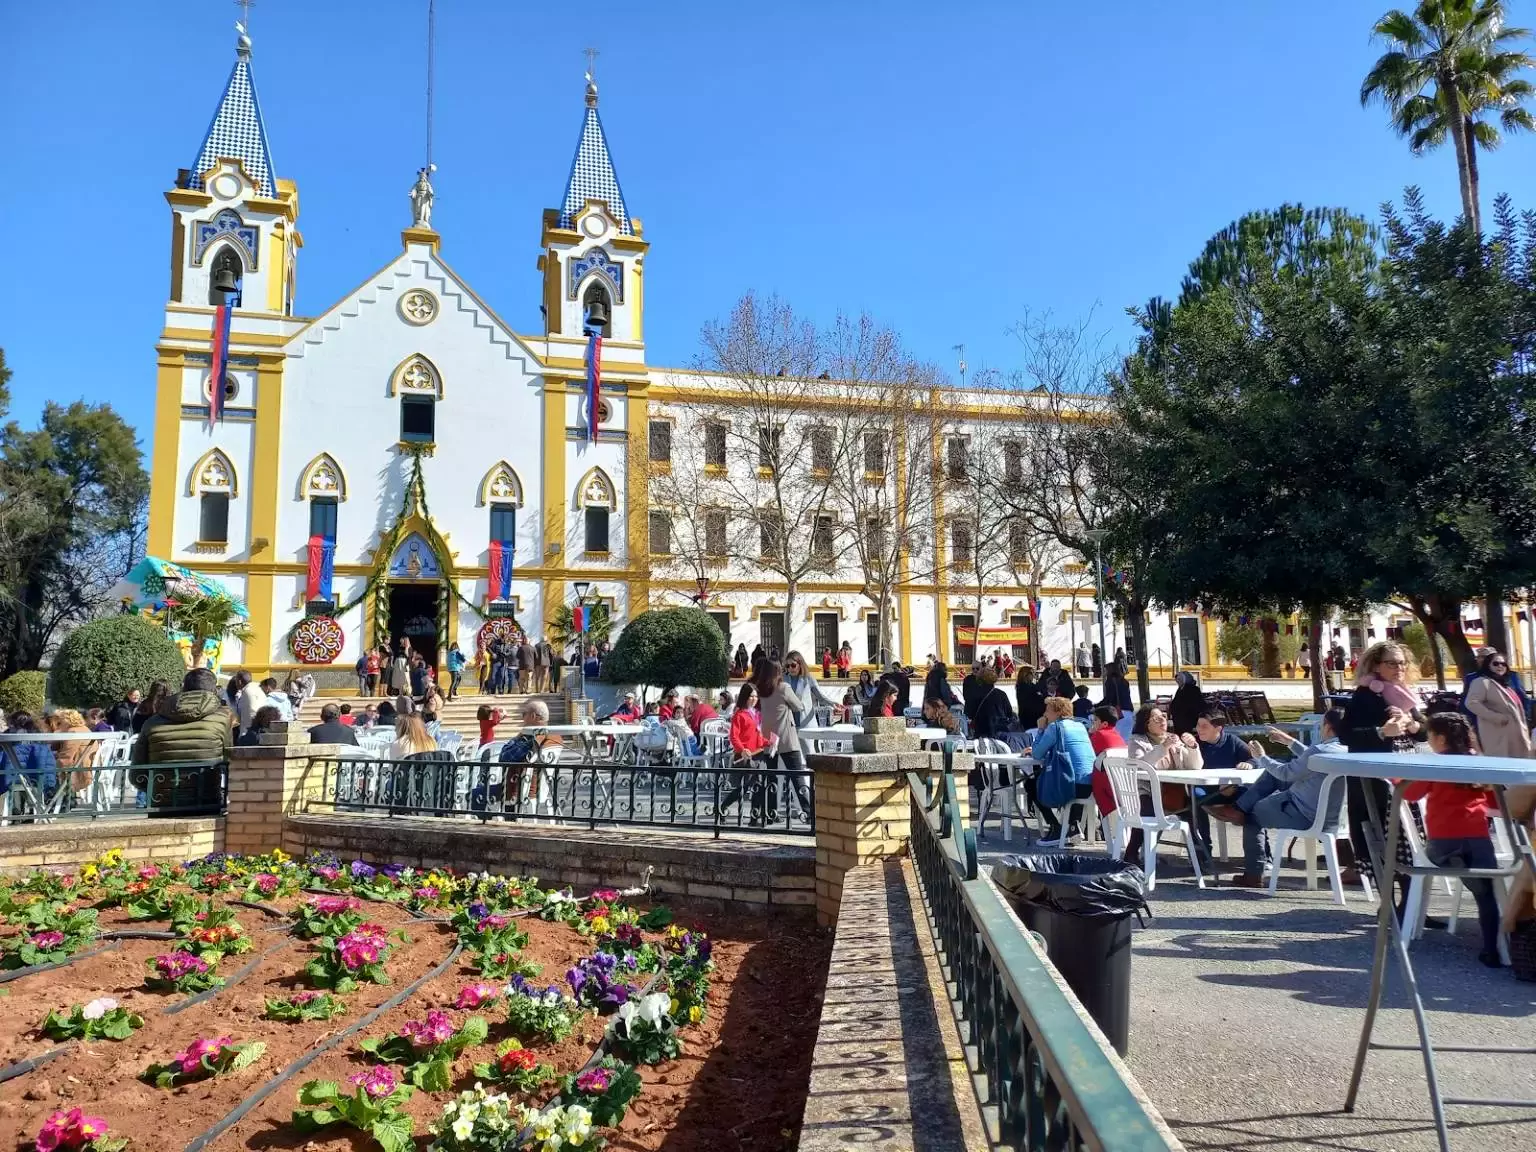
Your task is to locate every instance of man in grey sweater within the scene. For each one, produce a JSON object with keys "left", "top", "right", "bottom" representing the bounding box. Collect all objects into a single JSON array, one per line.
[{"left": 1206, "top": 709, "right": 1347, "bottom": 887}]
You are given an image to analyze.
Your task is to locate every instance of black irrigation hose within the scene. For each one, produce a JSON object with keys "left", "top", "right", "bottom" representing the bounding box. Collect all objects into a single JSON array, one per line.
[
  {"left": 0, "top": 940, "right": 122, "bottom": 984},
  {"left": 182, "top": 940, "right": 466, "bottom": 1152},
  {"left": 0, "top": 1043, "right": 74, "bottom": 1085},
  {"left": 101, "top": 930, "right": 179, "bottom": 941},
  {"left": 164, "top": 937, "right": 295, "bottom": 1016}
]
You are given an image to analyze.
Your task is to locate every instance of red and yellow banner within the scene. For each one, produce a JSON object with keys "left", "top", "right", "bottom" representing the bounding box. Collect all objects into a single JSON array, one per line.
[{"left": 955, "top": 625, "right": 1032, "bottom": 645}]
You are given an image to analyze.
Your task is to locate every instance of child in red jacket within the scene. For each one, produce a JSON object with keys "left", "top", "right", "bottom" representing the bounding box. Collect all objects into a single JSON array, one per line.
[{"left": 1403, "top": 713, "right": 1503, "bottom": 967}]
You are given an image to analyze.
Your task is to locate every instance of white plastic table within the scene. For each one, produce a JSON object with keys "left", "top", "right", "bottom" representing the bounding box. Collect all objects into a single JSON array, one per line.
[
  {"left": 1142, "top": 766, "right": 1264, "bottom": 861},
  {"left": 798, "top": 724, "right": 863, "bottom": 753},
  {"left": 529, "top": 723, "right": 644, "bottom": 762},
  {"left": 973, "top": 752, "right": 1038, "bottom": 842},
  {"left": 1312, "top": 751, "right": 1536, "bottom": 1151}
]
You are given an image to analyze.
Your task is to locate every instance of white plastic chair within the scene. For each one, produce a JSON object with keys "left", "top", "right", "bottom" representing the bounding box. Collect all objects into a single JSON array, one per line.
[
  {"left": 1262, "top": 773, "right": 1365, "bottom": 905},
  {"left": 972, "top": 737, "right": 1025, "bottom": 839},
  {"left": 1401, "top": 798, "right": 1460, "bottom": 942},
  {"left": 1104, "top": 757, "right": 1205, "bottom": 891}
]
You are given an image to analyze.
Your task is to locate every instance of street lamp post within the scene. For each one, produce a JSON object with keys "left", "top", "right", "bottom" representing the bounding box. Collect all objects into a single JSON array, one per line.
[
  {"left": 1086, "top": 528, "right": 1109, "bottom": 673},
  {"left": 573, "top": 580, "right": 591, "bottom": 703}
]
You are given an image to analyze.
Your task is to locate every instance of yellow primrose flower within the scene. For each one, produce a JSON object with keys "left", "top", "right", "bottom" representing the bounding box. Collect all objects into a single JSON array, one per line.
[
  {"left": 269, "top": 847, "right": 290, "bottom": 863},
  {"left": 669, "top": 997, "right": 679, "bottom": 1015},
  {"left": 99, "top": 848, "right": 124, "bottom": 867},
  {"left": 688, "top": 1005, "right": 702, "bottom": 1024},
  {"left": 589, "top": 916, "right": 610, "bottom": 935},
  {"left": 80, "top": 863, "right": 99, "bottom": 882}
]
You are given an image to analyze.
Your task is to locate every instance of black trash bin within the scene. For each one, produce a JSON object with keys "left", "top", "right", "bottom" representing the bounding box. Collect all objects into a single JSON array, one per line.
[{"left": 992, "top": 853, "right": 1147, "bottom": 1055}]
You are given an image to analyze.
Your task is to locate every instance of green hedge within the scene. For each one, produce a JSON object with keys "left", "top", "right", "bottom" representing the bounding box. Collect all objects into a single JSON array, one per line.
[
  {"left": 0, "top": 670, "right": 48, "bottom": 717},
  {"left": 606, "top": 608, "right": 728, "bottom": 692},
  {"left": 50, "top": 614, "right": 189, "bottom": 710}
]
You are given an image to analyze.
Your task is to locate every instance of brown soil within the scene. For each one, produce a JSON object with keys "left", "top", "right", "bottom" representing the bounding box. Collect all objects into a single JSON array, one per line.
[{"left": 0, "top": 896, "right": 832, "bottom": 1152}]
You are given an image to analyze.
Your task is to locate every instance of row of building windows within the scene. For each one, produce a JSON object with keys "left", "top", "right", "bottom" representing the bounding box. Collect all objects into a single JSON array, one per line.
[
  {"left": 647, "top": 419, "right": 1025, "bottom": 484},
  {"left": 645, "top": 509, "right": 1034, "bottom": 569}
]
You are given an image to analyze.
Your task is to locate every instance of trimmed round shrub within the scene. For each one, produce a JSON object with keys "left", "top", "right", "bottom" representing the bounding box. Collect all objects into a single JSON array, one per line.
[
  {"left": 0, "top": 670, "right": 48, "bottom": 717},
  {"left": 606, "top": 608, "right": 729, "bottom": 692},
  {"left": 50, "top": 614, "right": 188, "bottom": 710}
]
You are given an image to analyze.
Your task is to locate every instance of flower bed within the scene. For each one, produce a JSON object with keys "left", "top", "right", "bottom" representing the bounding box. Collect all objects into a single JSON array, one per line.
[{"left": 0, "top": 849, "right": 830, "bottom": 1151}]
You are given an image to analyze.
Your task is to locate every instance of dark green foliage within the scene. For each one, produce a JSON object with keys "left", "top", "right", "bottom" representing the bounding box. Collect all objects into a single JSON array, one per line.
[
  {"left": 0, "top": 670, "right": 47, "bottom": 715},
  {"left": 49, "top": 614, "right": 187, "bottom": 709},
  {"left": 0, "top": 389, "right": 148, "bottom": 677},
  {"left": 606, "top": 609, "right": 728, "bottom": 691}
]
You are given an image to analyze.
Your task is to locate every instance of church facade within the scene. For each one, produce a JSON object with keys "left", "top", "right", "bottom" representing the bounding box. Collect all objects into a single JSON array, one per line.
[{"left": 148, "top": 30, "right": 1288, "bottom": 684}]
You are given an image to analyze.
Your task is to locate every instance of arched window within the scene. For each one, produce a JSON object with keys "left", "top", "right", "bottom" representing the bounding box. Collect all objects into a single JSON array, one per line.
[
  {"left": 208, "top": 246, "right": 244, "bottom": 307},
  {"left": 188, "top": 449, "right": 237, "bottom": 545},
  {"left": 577, "top": 467, "right": 616, "bottom": 555},
  {"left": 391, "top": 355, "right": 442, "bottom": 445},
  {"left": 582, "top": 282, "right": 611, "bottom": 337},
  {"left": 298, "top": 453, "right": 345, "bottom": 544}
]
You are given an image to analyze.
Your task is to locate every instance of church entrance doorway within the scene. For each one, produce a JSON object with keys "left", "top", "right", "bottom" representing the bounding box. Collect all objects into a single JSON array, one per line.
[{"left": 388, "top": 583, "right": 441, "bottom": 670}]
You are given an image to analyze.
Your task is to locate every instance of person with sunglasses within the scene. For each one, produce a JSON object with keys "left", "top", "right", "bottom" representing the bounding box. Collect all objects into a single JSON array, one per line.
[
  {"left": 1465, "top": 649, "right": 1533, "bottom": 758},
  {"left": 1340, "top": 641, "right": 1428, "bottom": 913}
]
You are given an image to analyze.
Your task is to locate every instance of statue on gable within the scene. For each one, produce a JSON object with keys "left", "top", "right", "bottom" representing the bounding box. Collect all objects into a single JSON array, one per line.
[{"left": 409, "top": 165, "right": 436, "bottom": 229}]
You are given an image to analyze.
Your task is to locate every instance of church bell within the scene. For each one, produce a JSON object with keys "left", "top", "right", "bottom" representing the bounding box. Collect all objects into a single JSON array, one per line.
[
  {"left": 585, "top": 298, "right": 609, "bottom": 330},
  {"left": 211, "top": 265, "right": 241, "bottom": 296}
]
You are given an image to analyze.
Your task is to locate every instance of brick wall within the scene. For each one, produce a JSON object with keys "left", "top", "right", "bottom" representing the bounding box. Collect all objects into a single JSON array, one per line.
[
  {"left": 0, "top": 817, "right": 223, "bottom": 876},
  {"left": 224, "top": 743, "right": 335, "bottom": 856},
  {"left": 283, "top": 814, "right": 816, "bottom": 917}
]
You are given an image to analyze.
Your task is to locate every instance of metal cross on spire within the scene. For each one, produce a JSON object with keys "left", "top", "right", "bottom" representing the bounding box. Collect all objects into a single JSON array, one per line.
[
  {"left": 234, "top": 0, "right": 255, "bottom": 53},
  {"left": 584, "top": 46, "right": 600, "bottom": 82}
]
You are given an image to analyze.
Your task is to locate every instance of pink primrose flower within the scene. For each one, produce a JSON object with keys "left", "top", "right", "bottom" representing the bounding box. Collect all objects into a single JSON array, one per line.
[
  {"left": 30, "top": 930, "right": 65, "bottom": 949},
  {"left": 454, "top": 982, "right": 500, "bottom": 1010},
  {"left": 575, "top": 1066, "right": 613, "bottom": 1094},
  {"left": 350, "top": 1065, "right": 399, "bottom": 1098},
  {"left": 400, "top": 1009, "right": 454, "bottom": 1048}
]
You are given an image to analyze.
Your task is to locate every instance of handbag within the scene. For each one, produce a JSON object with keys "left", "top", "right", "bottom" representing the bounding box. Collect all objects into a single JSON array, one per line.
[{"left": 1036, "top": 720, "right": 1077, "bottom": 809}]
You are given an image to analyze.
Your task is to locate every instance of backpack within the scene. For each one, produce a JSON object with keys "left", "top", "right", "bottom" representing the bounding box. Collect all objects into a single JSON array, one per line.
[
  {"left": 634, "top": 717, "right": 671, "bottom": 752},
  {"left": 1035, "top": 720, "right": 1077, "bottom": 809}
]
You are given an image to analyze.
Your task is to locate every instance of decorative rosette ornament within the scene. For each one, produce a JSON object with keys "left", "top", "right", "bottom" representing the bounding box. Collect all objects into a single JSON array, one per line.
[
  {"left": 291, "top": 616, "right": 345, "bottom": 664},
  {"left": 476, "top": 617, "right": 526, "bottom": 652}
]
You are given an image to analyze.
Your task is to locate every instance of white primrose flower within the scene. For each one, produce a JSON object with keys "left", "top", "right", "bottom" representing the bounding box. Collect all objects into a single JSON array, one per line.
[
  {"left": 451, "top": 1114, "right": 475, "bottom": 1141},
  {"left": 81, "top": 997, "right": 118, "bottom": 1020},
  {"left": 614, "top": 1000, "right": 640, "bottom": 1033}
]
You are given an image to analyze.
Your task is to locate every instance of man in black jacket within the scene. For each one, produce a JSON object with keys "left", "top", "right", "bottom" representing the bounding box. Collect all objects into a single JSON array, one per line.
[
  {"left": 880, "top": 661, "right": 912, "bottom": 713},
  {"left": 309, "top": 703, "right": 359, "bottom": 747}
]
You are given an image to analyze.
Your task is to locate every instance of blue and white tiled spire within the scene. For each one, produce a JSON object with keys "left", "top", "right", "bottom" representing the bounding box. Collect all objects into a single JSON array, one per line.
[
  {"left": 187, "top": 26, "right": 276, "bottom": 198},
  {"left": 558, "top": 76, "right": 631, "bottom": 234}
]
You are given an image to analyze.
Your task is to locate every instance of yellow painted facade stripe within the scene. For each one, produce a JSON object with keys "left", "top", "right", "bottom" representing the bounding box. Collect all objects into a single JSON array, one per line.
[
  {"left": 542, "top": 382, "right": 567, "bottom": 594},
  {"left": 147, "top": 356, "right": 184, "bottom": 557},
  {"left": 626, "top": 381, "right": 650, "bottom": 617}
]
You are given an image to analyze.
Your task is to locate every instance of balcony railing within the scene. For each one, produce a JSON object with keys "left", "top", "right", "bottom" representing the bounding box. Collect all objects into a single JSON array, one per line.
[
  {"left": 906, "top": 745, "right": 1179, "bottom": 1151},
  {"left": 1, "top": 760, "right": 228, "bottom": 826}
]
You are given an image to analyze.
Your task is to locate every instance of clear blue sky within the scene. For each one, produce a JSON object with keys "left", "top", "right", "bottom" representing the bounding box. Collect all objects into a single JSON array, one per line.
[{"left": 5, "top": 0, "right": 1536, "bottom": 440}]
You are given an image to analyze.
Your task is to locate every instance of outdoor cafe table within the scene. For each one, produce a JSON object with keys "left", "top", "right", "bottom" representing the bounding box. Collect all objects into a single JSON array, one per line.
[
  {"left": 0, "top": 730, "right": 131, "bottom": 823},
  {"left": 1145, "top": 765, "right": 1265, "bottom": 862},
  {"left": 1311, "top": 750, "right": 1536, "bottom": 1152},
  {"left": 527, "top": 723, "right": 644, "bottom": 763},
  {"left": 972, "top": 751, "right": 1037, "bottom": 842},
  {"left": 798, "top": 724, "right": 863, "bottom": 753}
]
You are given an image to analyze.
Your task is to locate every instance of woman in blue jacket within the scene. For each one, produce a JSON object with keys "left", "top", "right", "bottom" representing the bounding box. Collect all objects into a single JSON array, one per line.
[
  {"left": 2, "top": 713, "right": 58, "bottom": 815},
  {"left": 1028, "top": 696, "right": 1096, "bottom": 841}
]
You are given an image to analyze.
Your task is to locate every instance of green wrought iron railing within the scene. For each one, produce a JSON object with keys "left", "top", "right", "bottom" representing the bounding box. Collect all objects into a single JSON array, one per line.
[{"left": 906, "top": 746, "right": 1181, "bottom": 1152}]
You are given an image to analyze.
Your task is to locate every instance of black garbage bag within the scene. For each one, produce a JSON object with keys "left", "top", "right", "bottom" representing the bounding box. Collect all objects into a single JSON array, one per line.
[
  {"left": 992, "top": 852, "right": 1148, "bottom": 920},
  {"left": 991, "top": 853, "right": 1149, "bottom": 1054}
]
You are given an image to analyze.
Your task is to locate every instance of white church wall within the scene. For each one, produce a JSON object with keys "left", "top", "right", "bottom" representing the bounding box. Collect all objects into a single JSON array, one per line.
[
  {"left": 277, "top": 252, "right": 546, "bottom": 568},
  {"left": 171, "top": 366, "right": 255, "bottom": 562}
]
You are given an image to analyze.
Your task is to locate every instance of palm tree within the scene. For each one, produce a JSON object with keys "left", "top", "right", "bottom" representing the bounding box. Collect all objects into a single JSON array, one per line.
[
  {"left": 165, "top": 591, "right": 254, "bottom": 668},
  {"left": 1361, "top": 0, "right": 1533, "bottom": 233}
]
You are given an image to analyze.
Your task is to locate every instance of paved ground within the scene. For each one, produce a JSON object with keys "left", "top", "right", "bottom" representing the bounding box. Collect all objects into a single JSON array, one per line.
[{"left": 979, "top": 836, "right": 1536, "bottom": 1151}]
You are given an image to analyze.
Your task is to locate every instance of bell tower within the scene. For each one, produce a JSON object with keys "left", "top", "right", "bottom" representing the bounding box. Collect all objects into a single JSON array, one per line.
[
  {"left": 539, "top": 69, "right": 647, "bottom": 342},
  {"left": 166, "top": 23, "right": 299, "bottom": 316}
]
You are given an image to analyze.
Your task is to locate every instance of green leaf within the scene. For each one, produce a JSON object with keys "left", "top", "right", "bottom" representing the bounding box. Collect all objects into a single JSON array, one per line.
[
  {"left": 458, "top": 1015, "right": 489, "bottom": 1046},
  {"left": 371, "top": 1112, "right": 415, "bottom": 1152},
  {"left": 416, "top": 1057, "right": 452, "bottom": 1093},
  {"left": 154, "top": 1070, "right": 176, "bottom": 1089},
  {"left": 297, "top": 1079, "right": 340, "bottom": 1105},
  {"left": 637, "top": 906, "right": 673, "bottom": 929},
  {"left": 230, "top": 1041, "right": 266, "bottom": 1070}
]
